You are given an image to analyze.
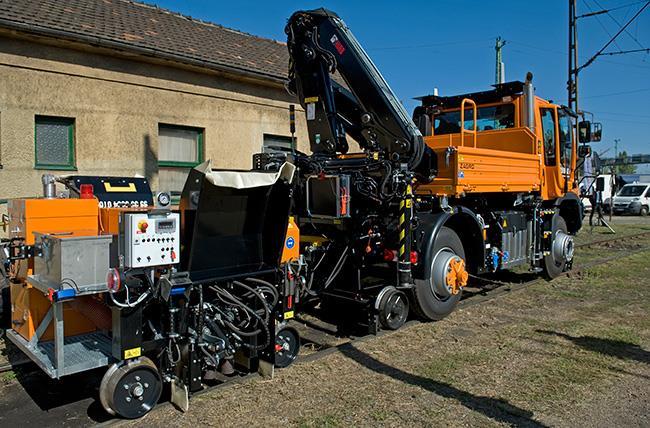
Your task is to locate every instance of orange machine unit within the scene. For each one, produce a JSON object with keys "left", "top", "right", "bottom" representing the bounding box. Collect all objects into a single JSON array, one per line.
[{"left": 7, "top": 197, "right": 100, "bottom": 341}]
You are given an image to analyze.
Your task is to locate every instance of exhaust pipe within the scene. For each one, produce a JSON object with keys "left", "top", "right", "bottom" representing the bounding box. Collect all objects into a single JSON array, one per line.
[
  {"left": 523, "top": 72, "right": 535, "bottom": 133},
  {"left": 41, "top": 174, "right": 56, "bottom": 199}
]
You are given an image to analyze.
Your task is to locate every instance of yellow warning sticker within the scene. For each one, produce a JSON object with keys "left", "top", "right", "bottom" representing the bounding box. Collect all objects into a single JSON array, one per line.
[
  {"left": 104, "top": 183, "right": 136, "bottom": 192},
  {"left": 503, "top": 219, "right": 508, "bottom": 227},
  {"left": 284, "top": 311, "right": 294, "bottom": 320},
  {"left": 304, "top": 96, "right": 319, "bottom": 103},
  {"left": 406, "top": 199, "right": 412, "bottom": 208},
  {"left": 124, "top": 347, "right": 142, "bottom": 359}
]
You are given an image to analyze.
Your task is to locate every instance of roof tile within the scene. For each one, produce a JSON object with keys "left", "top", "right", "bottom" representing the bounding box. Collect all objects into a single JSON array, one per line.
[{"left": 0, "top": 0, "right": 289, "bottom": 81}]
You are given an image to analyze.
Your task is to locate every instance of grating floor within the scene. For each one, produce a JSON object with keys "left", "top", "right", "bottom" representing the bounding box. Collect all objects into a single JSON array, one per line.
[
  {"left": 8, "top": 330, "right": 114, "bottom": 378},
  {"left": 38, "top": 332, "right": 112, "bottom": 370}
]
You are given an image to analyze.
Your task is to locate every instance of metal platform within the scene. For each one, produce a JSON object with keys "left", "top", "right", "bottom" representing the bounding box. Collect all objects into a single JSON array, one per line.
[{"left": 7, "top": 330, "right": 113, "bottom": 379}]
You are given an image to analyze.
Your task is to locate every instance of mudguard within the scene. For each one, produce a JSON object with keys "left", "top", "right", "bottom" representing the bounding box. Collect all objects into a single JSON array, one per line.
[
  {"left": 550, "top": 192, "right": 583, "bottom": 234},
  {"left": 413, "top": 206, "right": 485, "bottom": 280}
]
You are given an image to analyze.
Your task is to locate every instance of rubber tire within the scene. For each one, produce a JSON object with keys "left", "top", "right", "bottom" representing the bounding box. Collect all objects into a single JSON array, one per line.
[
  {"left": 640, "top": 206, "right": 648, "bottom": 217},
  {"left": 543, "top": 216, "right": 569, "bottom": 280},
  {"left": 411, "top": 226, "right": 465, "bottom": 321}
]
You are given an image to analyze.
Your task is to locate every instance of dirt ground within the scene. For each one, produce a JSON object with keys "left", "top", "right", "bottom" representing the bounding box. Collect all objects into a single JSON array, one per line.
[{"left": 133, "top": 221, "right": 650, "bottom": 428}]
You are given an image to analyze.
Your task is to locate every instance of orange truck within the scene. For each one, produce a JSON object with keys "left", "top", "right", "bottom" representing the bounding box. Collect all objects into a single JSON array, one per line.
[{"left": 404, "top": 74, "right": 598, "bottom": 320}]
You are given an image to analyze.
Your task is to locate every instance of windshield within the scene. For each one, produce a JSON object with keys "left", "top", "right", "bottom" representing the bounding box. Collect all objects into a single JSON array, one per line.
[
  {"left": 433, "top": 104, "right": 515, "bottom": 135},
  {"left": 617, "top": 185, "right": 647, "bottom": 197}
]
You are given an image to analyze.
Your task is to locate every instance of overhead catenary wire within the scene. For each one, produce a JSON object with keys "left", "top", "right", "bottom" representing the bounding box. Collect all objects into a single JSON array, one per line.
[
  {"left": 592, "top": 0, "right": 648, "bottom": 49},
  {"left": 577, "top": 1, "right": 650, "bottom": 72},
  {"left": 600, "top": 47, "right": 650, "bottom": 55},
  {"left": 581, "top": 0, "right": 624, "bottom": 51}
]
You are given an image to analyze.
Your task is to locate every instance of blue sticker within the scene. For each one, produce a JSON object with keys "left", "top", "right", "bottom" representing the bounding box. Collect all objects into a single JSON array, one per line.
[
  {"left": 286, "top": 237, "right": 295, "bottom": 249},
  {"left": 458, "top": 171, "right": 465, "bottom": 178}
]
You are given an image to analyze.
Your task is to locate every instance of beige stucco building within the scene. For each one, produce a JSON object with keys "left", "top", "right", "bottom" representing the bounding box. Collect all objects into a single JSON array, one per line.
[{"left": 0, "top": 0, "right": 307, "bottom": 206}]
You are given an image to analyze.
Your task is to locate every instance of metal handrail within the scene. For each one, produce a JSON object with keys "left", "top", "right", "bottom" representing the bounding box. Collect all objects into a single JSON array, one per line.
[{"left": 460, "top": 98, "right": 477, "bottom": 148}]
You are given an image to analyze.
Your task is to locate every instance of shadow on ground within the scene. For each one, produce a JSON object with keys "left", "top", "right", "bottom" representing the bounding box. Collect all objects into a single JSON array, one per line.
[
  {"left": 537, "top": 330, "right": 650, "bottom": 364},
  {"left": 339, "top": 344, "right": 547, "bottom": 427}
]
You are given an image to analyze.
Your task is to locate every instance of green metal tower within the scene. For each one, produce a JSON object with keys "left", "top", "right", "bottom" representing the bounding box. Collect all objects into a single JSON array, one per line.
[{"left": 495, "top": 37, "right": 506, "bottom": 84}]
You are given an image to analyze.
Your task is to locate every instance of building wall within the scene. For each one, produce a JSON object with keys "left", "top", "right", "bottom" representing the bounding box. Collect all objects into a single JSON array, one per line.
[{"left": 0, "top": 33, "right": 308, "bottom": 202}]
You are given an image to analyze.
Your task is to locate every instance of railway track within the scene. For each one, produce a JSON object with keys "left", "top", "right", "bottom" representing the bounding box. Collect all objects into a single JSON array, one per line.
[{"left": 0, "top": 230, "right": 649, "bottom": 426}]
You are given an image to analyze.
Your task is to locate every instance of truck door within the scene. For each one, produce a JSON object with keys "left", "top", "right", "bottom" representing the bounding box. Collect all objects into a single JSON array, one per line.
[
  {"left": 558, "top": 109, "right": 575, "bottom": 193},
  {"left": 539, "top": 106, "right": 563, "bottom": 199}
]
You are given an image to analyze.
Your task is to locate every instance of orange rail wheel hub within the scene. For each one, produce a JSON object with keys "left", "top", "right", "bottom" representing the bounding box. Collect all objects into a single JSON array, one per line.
[{"left": 445, "top": 258, "right": 468, "bottom": 295}]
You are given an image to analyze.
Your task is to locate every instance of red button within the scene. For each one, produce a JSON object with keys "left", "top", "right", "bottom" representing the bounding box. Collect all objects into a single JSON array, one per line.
[{"left": 171, "top": 250, "right": 176, "bottom": 261}]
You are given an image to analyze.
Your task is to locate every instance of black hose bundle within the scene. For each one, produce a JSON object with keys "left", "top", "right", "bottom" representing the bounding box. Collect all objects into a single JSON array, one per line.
[{"left": 207, "top": 277, "right": 278, "bottom": 352}]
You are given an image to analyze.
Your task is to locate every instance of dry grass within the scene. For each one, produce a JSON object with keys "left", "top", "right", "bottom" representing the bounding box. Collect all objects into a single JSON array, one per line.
[{"left": 136, "top": 231, "right": 650, "bottom": 427}]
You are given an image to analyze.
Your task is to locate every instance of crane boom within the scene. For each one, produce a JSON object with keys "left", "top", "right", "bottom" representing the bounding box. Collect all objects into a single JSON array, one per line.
[{"left": 285, "top": 8, "right": 426, "bottom": 170}]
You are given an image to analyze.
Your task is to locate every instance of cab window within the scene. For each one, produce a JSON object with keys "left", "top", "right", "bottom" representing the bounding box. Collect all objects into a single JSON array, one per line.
[
  {"left": 433, "top": 104, "right": 515, "bottom": 135},
  {"left": 540, "top": 108, "right": 557, "bottom": 166},
  {"left": 558, "top": 110, "right": 573, "bottom": 167}
]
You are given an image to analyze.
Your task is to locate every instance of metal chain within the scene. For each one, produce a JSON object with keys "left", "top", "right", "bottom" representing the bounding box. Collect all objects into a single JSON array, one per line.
[{"left": 467, "top": 273, "right": 516, "bottom": 288}]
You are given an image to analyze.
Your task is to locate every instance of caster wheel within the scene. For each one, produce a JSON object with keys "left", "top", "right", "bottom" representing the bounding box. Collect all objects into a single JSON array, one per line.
[
  {"left": 99, "top": 357, "right": 162, "bottom": 419},
  {"left": 377, "top": 287, "right": 409, "bottom": 330},
  {"left": 275, "top": 327, "right": 300, "bottom": 368}
]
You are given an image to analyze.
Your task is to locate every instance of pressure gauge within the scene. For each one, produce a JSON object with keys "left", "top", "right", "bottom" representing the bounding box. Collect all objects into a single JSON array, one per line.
[{"left": 156, "top": 192, "right": 171, "bottom": 207}]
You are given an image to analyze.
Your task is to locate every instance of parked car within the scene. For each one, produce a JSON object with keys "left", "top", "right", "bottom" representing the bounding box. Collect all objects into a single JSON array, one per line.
[{"left": 611, "top": 183, "right": 650, "bottom": 216}]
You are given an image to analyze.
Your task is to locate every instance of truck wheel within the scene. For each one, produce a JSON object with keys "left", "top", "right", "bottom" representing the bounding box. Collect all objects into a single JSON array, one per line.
[
  {"left": 543, "top": 216, "right": 574, "bottom": 279},
  {"left": 412, "top": 226, "right": 467, "bottom": 321},
  {"left": 99, "top": 357, "right": 162, "bottom": 419}
]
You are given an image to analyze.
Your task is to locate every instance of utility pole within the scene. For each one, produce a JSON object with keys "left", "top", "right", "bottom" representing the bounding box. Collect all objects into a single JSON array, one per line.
[
  {"left": 495, "top": 37, "right": 506, "bottom": 84},
  {"left": 614, "top": 138, "right": 620, "bottom": 174},
  {"left": 568, "top": 0, "right": 649, "bottom": 115},
  {"left": 568, "top": 0, "right": 579, "bottom": 115}
]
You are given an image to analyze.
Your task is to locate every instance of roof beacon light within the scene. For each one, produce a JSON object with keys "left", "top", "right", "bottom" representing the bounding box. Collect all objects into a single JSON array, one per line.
[{"left": 80, "top": 183, "right": 95, "bottom": 199}]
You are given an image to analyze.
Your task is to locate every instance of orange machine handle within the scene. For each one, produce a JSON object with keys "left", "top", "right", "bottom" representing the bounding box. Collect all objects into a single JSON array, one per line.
[{"left": 460, "top": 98, "right": 477, "bottom": 148}]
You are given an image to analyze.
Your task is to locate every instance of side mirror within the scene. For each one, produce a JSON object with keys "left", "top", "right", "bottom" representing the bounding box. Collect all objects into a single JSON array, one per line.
[
  {"left": 591, "top": 122, "right": 602, "bottom": 142},
  {"left": 578, "top": 120, "right": 602, "bottom": 143},
  {"left": 578, "top": 144, "right": 592, "bottom": 158},
  {"left": 578, "top": 121, "right": 591, "bottom": 143}
]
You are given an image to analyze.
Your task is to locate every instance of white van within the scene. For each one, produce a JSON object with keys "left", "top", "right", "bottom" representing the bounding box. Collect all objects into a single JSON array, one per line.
[{"left": 611, "top": 183, "right": 650, "bottom": 216}]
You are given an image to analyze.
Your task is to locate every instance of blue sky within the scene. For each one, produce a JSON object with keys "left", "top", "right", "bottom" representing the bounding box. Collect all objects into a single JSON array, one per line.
[{"left": 151, "top": 0, "right": 650, "bottom": 167}]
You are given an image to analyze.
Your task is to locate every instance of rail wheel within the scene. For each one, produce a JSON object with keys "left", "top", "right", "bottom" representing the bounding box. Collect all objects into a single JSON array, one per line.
[
  {"left": 377, "top": 287, "right": 409, "bottom": 330},
  {"left": 275, "top": 327, "right": 300, "bottom": 368},
  {"left": 543, "top": 216, "right": 574, "bottom": 279},
  {"left": 99, "top": 357, "right": 162, "bottom": 419},
  {"left": 412, "top": 226, "right": 468, "bottom": 321}
]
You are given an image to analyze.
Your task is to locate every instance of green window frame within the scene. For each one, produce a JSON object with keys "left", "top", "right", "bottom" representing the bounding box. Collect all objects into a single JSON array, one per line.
[
  {"left": 34, "top": 115, "right": 76, "bottom": 170},
  {"left": 158, "top": 124, "right": 204, "bottom": 168}
]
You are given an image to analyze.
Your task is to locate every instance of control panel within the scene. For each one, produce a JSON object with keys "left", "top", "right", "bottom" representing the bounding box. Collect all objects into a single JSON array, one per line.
[{"left": 124, "top": 212, "right": 180, "bottom": 268}]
